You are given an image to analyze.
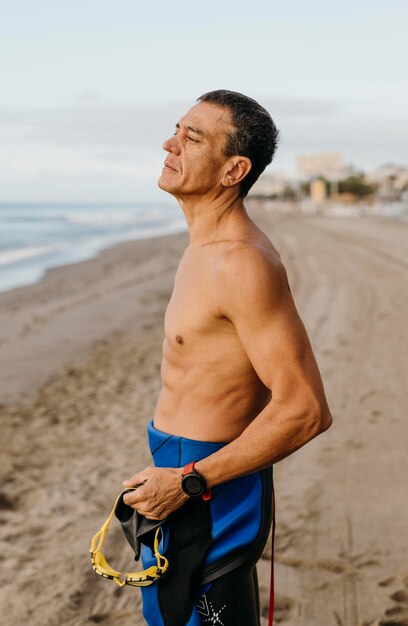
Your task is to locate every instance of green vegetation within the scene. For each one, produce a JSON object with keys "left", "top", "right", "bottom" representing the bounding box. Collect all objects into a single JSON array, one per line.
[
  {"left": 282, "top": 186, "right": 296, "bottom": 200},
  {"left": 338, "top": 175, "right": 377, "bottom": 198}
]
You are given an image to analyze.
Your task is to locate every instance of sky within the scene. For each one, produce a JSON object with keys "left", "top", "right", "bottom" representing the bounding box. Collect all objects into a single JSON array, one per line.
[{"left": 0, "top": 0, "right": 407, "bottom": 202}]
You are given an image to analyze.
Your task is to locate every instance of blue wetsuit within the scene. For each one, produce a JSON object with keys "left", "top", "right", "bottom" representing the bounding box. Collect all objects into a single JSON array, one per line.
[{"left": 139, "top": 420, "right": 274, "bottom": 626}]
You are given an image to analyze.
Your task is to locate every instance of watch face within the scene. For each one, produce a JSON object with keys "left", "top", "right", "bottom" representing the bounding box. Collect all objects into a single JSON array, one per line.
[{"left": 183, "top": 474, "right": 204, "bottom": 496}]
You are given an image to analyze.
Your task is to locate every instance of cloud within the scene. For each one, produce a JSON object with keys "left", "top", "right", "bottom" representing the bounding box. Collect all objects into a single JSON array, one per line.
[
  {"left": 0, "top": 101, "right": 184, "bottom": 153},
  {"left": 0, "top": 94, "right": 344, "bottom": 151},
  {"left": 275, "top": 111, "right": 408, "bottom": 172},
  {"left": 0, "top": 168, "right": 166, "bottom": 203},
  {"left": 0, "top": 95, "right": 406, "bottom": 200},
  {"left": 262, "top": 96, "right": 344, "bottom": 117}
]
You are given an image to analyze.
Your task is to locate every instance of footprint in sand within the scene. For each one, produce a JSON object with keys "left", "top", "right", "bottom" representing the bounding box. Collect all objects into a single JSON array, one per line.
[
  {"left": 0, "top": 491, "right": 17, "bottom": 510},
  {"left": 379, "top": 578, "right": 395, "bottom": 587},
  {"left": 379, "top": 580, "right": 408, "bottom": 625},
  {"left": 260, "top": 591, "right": 298, "bottom": 623},
  {"left": 88, "top": 610, "right": 142, "bottom": 624},
  {"left": 358, "top": 389, "right": 378, "bottom": 403},
  {"left": 337, "top": 337, "right": 349, "bottom": 346}
]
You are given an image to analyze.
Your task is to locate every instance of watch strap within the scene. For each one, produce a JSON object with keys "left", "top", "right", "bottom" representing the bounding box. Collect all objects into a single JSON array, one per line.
[
  {"left": 182, "top": 461, "right": 196, "bottom": 477},
  {"left": 182, "top": 461, "right": 212, "bottom": 501}
]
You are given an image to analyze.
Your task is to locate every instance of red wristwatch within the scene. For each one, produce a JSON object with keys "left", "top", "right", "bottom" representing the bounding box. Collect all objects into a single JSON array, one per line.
[{"left": 181, "top": 462, "right": 212, "bottom": 501}]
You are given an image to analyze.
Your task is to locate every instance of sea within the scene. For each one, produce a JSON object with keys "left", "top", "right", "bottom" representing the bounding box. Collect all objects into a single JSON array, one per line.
[{"left": 0, "top": 202, "right": 187, "bottom": 294}]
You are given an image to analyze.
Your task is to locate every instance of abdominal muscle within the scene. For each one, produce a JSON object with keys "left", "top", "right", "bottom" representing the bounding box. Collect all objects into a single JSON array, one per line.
[{"left": 153, "top": 338, "right": 271, "bottom": 443}]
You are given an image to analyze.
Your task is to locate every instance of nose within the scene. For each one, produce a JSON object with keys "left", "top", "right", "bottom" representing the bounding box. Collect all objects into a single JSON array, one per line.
[{"left": 162, "top": 134, "right": 181, "bottom": 155}]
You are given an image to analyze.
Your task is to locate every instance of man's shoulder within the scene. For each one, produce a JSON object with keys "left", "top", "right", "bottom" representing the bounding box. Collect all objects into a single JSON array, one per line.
[
  {"left": 215, "top": 236, "right": 286, "bottom": 287},
  {"left": 212, "top": 236, "right": 292, "bottom": 323}
]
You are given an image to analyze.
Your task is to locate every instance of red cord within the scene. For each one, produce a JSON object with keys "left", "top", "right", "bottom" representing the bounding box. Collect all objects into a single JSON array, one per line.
[{"left": 268, "top": 483, "right": 276, "bottom": 626}]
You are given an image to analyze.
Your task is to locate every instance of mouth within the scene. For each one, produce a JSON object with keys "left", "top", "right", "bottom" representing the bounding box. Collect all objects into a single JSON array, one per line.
[{"left": 164, "top": 161, "right": 177, "bottom": 172}]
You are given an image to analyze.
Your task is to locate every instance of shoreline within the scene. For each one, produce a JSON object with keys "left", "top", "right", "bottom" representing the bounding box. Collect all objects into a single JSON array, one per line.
[
  {"left": 0, "top": 228, "right": 188, "bottom": 405},
  {"left": 0, "top": 221, "right": 188, "bottom": 296}
]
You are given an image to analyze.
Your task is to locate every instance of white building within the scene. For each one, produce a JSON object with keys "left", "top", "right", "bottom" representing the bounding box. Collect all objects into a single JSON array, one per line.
[
  {"left": 296, "top": 152, "right": 343, "bottom": 180},
  {"left": 249, "top": 171, "right": 287, "bottom": 197},
  {"left": 366, "top": 164, "right": 408, "bottom": 191}
]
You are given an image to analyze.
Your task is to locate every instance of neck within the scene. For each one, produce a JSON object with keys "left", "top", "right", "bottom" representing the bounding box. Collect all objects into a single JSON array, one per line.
[{"left": 177, "top": 191, "right": 250, "bottom": 247}]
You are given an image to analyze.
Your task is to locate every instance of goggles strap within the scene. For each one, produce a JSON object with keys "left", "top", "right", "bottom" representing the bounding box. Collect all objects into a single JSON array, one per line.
[{"left": 90, "top": 488, "right": 169, "bottom": 587}]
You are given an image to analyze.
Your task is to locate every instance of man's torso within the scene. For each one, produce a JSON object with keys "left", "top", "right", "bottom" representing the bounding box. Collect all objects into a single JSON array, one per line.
[{"left": 154, "top": 222, "right": 282, "bottom": 442}]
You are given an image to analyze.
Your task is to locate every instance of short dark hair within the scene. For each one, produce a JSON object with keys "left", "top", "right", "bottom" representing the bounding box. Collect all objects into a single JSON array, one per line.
[{"left": 197, "top": 89, "right": 279, "bottom": 197}]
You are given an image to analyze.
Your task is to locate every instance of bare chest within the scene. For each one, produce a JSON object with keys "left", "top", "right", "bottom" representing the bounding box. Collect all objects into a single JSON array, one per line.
[{"left": 164, "top": 252, "right": 226, "bottom": 350}]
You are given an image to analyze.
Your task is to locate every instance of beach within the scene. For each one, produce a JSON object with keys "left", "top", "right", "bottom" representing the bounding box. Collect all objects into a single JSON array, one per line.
[{"left": 0, "top": 203, "right": 407, "bottom": 626}]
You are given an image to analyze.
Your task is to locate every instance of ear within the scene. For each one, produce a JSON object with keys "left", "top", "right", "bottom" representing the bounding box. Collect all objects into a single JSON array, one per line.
[{"left": 221, "top": 157, "right": 252, "bottom": 189}]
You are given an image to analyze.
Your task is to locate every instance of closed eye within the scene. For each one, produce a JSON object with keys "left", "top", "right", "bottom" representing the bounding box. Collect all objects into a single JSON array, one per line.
[
  {"left": 173, "top": 124, "right": 200, "bottom": 143},
  {"left": 173, "top": 131, "right": 198, "bottom": 143}
]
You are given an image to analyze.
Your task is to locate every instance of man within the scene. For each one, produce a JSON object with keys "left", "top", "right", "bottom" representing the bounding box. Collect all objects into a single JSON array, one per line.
[{"left": 123, "top": 90, "right": 333, "bottom": 626}]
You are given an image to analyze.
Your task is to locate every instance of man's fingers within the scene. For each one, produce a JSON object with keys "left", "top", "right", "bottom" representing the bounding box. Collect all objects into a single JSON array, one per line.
[
  {"left": 122, "top": 486, "right": 147, "bottom": 506},
  {"left": 122, "top": 496, "right": 163, "bottom": 519},
  {"left": 123, "top": 475, "right": 147, "bottom": 487}
]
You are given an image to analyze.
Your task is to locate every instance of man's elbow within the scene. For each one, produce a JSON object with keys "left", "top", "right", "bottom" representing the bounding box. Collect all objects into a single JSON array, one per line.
[
  {"left": 318, "top": 409, "right": 333, "bottom": 433},
  {"left": 311, "top": 406, "right": 333, "bottom": 436},
  {"left": 298, "top": 394, "right": 333, "bottom": 441}
]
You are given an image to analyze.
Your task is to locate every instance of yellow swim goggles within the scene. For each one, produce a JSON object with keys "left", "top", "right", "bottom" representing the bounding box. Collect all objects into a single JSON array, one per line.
[{"left": 90, "top": 488, "right": 169, "bottom": 587}]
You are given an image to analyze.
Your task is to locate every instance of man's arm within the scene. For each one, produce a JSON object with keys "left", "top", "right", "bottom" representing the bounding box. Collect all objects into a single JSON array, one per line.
[
  {"left": 194, "top": 244, "right": 333, "bottom": 487},
  {"left": 123, "top": 243, "right": 332, "bottom": 518}
]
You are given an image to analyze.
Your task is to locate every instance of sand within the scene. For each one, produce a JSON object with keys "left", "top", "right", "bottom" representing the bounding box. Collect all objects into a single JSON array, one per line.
[{"left": 0, "top": 204, "right": 407, "bottom": 626}]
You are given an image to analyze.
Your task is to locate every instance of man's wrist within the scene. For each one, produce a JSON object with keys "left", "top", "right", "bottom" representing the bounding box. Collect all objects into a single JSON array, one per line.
[
  {"left": 193, "top": 460, "right": 210, "bottom": 487},
  {"left": 181, "top": 462, "right": 212, "bottom": 500}
]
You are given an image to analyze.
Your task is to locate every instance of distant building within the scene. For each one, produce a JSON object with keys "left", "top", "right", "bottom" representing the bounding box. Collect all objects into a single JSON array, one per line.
[
  {"left": 249, "top": 171, "right": 287, "bottom": 197},
  {"left": 296, "top": 152, "right": 343, "bottom": 180},
  {"left": 366, "top": 163, "right": 408, "bottom": 191}
]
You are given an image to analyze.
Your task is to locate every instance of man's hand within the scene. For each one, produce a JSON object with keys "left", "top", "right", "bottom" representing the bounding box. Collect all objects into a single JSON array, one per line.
[{"left": 122, "top": 466, "right": 189, "bottom": 520}]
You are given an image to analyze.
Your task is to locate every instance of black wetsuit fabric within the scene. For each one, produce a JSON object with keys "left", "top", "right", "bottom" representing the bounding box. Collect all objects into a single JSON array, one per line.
[{"left": 194, "top": 562, "right": 262, "bottom": 625}]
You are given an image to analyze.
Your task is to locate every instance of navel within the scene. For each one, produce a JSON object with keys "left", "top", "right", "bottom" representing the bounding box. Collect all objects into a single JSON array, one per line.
[{"left": 175, "top": 334, "right": 184, "bottom": 345}]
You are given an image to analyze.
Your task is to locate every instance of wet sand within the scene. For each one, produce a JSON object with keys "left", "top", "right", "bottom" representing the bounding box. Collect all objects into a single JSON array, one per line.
[{"left": 0, "top": 205, "right": 407, "bottom": 625}]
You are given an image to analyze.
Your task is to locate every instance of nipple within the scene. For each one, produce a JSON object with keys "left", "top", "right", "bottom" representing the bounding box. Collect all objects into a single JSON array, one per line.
[{"left": 175, "top": 334, "right": 184, "bottom": 344}]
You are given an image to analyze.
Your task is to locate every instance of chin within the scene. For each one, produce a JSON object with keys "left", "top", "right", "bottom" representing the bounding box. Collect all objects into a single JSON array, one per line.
[
  {"left": 158, "top": 176, "right": 179, "bottom": 195},
  {"left": 158, "top": 176, "right": 170, "bottom": 192}
]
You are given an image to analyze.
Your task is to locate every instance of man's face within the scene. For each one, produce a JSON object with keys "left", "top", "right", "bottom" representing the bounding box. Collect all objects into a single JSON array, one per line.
[{"left": 158, "top": 101, "right": 235, "bottom": 198}]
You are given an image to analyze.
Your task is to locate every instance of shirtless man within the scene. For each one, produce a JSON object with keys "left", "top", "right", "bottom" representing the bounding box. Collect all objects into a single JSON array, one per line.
[{"left": 123, "top": 90, "right": 333, "bottom": 626}]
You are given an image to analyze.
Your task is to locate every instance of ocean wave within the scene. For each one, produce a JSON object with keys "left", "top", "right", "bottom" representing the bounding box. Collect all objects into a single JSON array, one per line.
[
  {"left": 0, "top": 218, "right": 186, "bottom": 271},
  {"left": 63, "top": 210, "right": 144, "bottom": 225},
  {"left": 0, "top": 214, "right": 64, "bottom": 224},
  {"left": 63, "top": 206, "right": 178, "bottom": 226},
  {"left": 120, "top": 221, "right": 187, "bottom": 242},
  {"left": 0, "top": 244, "right": 61, "bottom": 267}
]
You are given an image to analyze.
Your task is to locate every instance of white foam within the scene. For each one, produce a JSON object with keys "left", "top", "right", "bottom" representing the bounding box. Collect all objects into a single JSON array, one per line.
[
  {"left": 0, "top": 203, "right": 186, "bottom": 293},
  {"left": 64, "top": 210, "right": 142, "bottom": 225},
  {"left": 0, "top": 245, "right": 55, "bottom": 267}
]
